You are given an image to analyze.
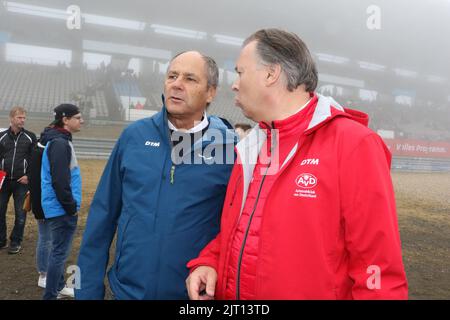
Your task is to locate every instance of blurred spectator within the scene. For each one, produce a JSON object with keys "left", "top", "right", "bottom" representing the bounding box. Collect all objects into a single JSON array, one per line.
[
  {"left": 0, "top": 106, "right": 37, "bottom": 254},
  {"left": 235, "top": 123, "right": 252, "bottom": 140}
]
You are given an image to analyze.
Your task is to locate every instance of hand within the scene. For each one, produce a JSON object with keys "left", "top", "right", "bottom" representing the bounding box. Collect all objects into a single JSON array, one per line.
[
  {"left": 186, "top": 266, "right": 217, "bottom": 300},
  {"left": 17, "top": 175, "right": 28, "bottom": 185}
]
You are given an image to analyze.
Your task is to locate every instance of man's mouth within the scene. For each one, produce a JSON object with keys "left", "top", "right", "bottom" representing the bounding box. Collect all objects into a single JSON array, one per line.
[{"left": 170, "top": 96, "right": 184, "bottom": 102}]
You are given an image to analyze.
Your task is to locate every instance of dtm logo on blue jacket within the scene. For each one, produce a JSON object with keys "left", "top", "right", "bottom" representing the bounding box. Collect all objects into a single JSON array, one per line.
[{"left": 145, "top": 141, "right": 160, "bottom": 147}]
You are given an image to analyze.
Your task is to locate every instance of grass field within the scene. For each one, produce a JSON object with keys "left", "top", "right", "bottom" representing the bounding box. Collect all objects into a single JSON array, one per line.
[{"left": 0, "top": 159, "right": 448, "bottom": 299}]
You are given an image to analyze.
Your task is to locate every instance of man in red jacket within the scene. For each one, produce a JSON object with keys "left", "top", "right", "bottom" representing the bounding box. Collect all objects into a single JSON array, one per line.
[{"left": 186, "top": 29, "right": 408, "bottom": 300}]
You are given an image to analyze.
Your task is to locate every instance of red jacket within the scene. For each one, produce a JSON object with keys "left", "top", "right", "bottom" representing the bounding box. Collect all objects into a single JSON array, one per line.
[{"left": 188, "top": 94, "right": 408, "bottom": 300}]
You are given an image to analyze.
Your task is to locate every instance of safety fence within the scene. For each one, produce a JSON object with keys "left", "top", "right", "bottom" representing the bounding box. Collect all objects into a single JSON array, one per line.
[{"left": 74, "top": 138, "right": 450, "bottom": 172}]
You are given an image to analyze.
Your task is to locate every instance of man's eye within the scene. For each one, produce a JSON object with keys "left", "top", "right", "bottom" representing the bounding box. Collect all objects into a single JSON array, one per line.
[{"left": 168, "top": 75, "right": 177, "bottom": 80}]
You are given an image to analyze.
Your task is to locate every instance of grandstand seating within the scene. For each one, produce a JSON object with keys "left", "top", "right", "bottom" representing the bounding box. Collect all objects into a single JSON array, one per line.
[
  {"left": 0, "top": 61, "right": 108, "bottom": 118},
  {"left": 208, "top": 90, "right": 250, "bottom": 125},
  {"left": 1, "top": 60, "right": 447, "bottom": 141},
  {"left": 113, "top": 78, "right": 143, "bottom": 100}
]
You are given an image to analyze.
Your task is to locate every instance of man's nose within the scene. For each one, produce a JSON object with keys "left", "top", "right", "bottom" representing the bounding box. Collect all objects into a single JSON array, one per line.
[
  {"left": 231, "top": 80, "right": 239, "bottom": 92},
  {"left": 171, "top": 77, "right": 184, "bottom": 90}
]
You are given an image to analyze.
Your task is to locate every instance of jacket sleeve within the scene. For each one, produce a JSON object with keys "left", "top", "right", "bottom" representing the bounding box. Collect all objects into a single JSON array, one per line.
[
  {"left": 0, "top": 131, "right": 7, "bottom": 161},
  {"left": 340, "top": 133, "right": 408, "bottom": 299},
  {"left": 75, "top": 136, "right": 124, "bottom": 300},
  {"left": 25, "top": 132, "right": 37, "bottom": 176},
  {"left": 187, "top": 232, "right": 222, "bottom": 272},
  {"left": 48, "top": 138, "right": 77, "bottom": 215}
]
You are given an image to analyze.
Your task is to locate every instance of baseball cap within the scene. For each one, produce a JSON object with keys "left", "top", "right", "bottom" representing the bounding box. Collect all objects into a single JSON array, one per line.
[{"left": 51, "top": 104, "right": 80, "bottom": 125}]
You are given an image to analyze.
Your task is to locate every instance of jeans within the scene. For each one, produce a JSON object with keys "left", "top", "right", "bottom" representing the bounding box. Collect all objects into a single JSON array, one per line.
[
  {"left": 36, "top": 219, "right": 52, "bottom": 273},
  {"left": 0, "top": 180, "right": 28, "bottom": 246},
  {"left": 43, "top": 214, "right": 78, "bottom": 300}
]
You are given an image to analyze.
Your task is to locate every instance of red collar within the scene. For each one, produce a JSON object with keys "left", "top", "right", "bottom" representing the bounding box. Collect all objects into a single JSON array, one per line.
[
  {"left": 259, "top": 93, "right": 317, "bottom": 137},
  {"left": 54, "top": 127, "right": 71, "bottom": 135}
]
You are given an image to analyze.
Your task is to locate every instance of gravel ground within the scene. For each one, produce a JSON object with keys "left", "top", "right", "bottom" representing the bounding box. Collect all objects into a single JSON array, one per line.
[{"left": 0, "top": 161, "right": 448, "bottom": 300}]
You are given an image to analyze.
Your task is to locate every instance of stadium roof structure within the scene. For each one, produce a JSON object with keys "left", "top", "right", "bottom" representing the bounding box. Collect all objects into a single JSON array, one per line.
[{"left": 0, "top": 0, "right": 449, "bottom": 107}]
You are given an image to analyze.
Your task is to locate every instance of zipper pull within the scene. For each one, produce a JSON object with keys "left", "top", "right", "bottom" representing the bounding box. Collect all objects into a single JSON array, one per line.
[{"left": 170, "top": 165, "right": 175, "bottom": 184}]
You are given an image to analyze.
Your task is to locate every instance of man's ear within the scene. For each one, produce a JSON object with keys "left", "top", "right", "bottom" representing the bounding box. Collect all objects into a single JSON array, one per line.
[
  {"left": 206, "top": 86, "right": 217, "bottom": 105},
  {"left": 265, "top": 64, "right": 282, "bottom": 86}
]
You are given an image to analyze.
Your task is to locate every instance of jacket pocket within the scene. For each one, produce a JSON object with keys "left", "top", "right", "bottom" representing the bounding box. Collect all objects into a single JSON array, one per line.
[
  {"left": 114, "top": 214, "right": 160, "bottom": 286},
  {"left": 114, "top": 214, "right": 132, "bottom": 273}
]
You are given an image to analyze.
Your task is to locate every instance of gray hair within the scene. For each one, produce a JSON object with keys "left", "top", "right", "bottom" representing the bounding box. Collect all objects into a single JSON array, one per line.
[
  {"left": 169, "top": 51, "right": 219, "bottom": 89},
  {"left": 243, "top": 28, "right": 318, "bottom": 92}
]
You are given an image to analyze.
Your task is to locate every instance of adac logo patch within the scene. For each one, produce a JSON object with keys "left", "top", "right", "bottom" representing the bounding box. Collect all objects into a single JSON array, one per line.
[{"left": 295, "top": 173, "right": 317, "bottom": 189}]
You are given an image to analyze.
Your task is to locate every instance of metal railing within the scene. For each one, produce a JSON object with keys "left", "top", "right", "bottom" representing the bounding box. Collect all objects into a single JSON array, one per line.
[
  {"left": 72, "top": 138, "right": 450, "bottom": 172},
  {"left": 391, "top": 157, "right": 450, "bottom": 172},
  {"left": 72, "top": 137, "right": 116, "bottom": 159}
]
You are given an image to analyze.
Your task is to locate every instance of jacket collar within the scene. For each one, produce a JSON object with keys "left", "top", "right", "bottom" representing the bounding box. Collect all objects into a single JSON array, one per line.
[
  {"left": 239, "top": 93, "right": 369, "bottom": 148},
  {"left": 236, "top": 94, "right": 370, "bottom": 207},
  {"left": 8, "top": 126, "right": 24, "bottom": 136},
  {"left": 304, "top": 93, "right": 369, "bottom": 134},
  {"left": 257, "top": 93, "right": 317, "bottom": 139}
]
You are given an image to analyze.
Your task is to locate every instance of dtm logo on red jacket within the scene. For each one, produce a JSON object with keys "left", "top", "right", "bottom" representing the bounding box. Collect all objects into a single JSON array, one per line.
[
  {"left": 294, "top": 173, "right": 317, "bottom": 198},
  {"left": 300, "top": 158, "right": 319, "bottom": 166}
]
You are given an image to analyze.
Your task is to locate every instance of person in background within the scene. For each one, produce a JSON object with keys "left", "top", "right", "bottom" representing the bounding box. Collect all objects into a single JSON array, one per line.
[
  {"left": 234, "top": 123, "right": 252, "bottom": 140},
  {"left": 0, "top": 106, "right": 36, "bottom": 254},
  {"left": 40, "top": 103, "right": 83, "bottom": 300}
]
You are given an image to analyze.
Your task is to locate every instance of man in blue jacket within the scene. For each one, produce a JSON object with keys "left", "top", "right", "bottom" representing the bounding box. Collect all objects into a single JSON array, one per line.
[{"left": 76, "top": 51, "right": 237, "bottom": 299}]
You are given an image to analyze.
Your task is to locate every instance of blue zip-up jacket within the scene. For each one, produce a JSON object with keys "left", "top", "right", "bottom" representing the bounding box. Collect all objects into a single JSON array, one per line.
[
  {"left": 40, "top": 127, "right": 81, "bottom": 218},
  {"left": 76, "top": 107, "right": 237, "bottom": 300}
]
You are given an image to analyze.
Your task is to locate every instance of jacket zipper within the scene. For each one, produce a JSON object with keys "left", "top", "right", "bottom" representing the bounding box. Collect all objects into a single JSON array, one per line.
[
  {"left": 236, "top": 123, "right": 276, "bottom": 300},
  {"left": 170, "top": 164, "right": 175, "bottom": 184},
  {"left": 168, "top": 126, "right": 176, "bottom": 185},
  {"left": 10, "top": 133, "right": 21, "bottom": 180},
  {"left": 229, "top": 175, "right": 242, "bottom": 207}
]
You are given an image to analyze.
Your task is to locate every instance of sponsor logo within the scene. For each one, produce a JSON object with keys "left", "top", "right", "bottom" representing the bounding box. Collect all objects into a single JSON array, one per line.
[
  {"left": 293, "top": 173, "right": 318, "bottom": 198},
  {"left": 145, "top": 141, "right": 160, "bottom": 147},
  {"left": 295, "top": 173, "right": 317, "bottom": 189},
  {"left": 301, "top": 158, "right": 319, "bottom": 166}
]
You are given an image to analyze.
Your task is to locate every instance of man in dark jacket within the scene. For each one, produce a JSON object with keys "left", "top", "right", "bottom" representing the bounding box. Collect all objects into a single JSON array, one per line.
[{"left": 0, "top": 106, "right": 37, "bottom": 254}]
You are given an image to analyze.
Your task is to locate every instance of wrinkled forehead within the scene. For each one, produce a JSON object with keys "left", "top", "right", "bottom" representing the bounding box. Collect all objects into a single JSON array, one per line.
[{"left": 167, "top": 52, "right": 207, "bottom": 78}]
